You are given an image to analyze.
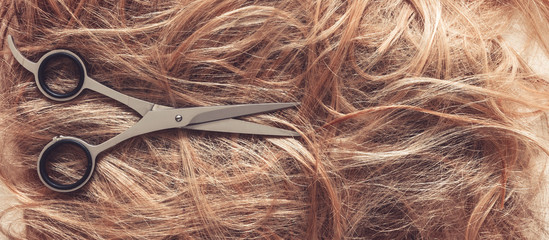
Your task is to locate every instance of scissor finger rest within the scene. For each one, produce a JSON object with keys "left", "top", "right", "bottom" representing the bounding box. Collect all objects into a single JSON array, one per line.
[
  {"left": 38, "top": 137, "right": 97, "bottom": 192},
  {"left": 8, "top": 35, "right": 88, "bottom": 101},
  {"left": 8, "top": 35, "right": 157, "bottom": 116}
]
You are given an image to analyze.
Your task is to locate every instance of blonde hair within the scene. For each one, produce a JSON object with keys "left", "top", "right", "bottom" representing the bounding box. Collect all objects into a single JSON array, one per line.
[{"left": 1, "top": 0, "right": 549, "bottom": 239}]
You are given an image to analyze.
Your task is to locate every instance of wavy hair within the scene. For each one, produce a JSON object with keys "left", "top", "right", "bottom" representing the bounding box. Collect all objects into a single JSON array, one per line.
[{"left": 1, "top": 0, "right": 549, "bottom": 239}]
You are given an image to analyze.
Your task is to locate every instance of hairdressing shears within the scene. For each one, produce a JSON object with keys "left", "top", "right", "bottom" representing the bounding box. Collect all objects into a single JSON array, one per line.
[{"left": 7, "top": 35, "right": 299, "bottom": 193}]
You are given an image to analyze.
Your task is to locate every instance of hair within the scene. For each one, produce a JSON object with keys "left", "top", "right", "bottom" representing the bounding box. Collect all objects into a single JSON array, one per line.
[{"left": 1, "top": 0, "right": 549, "bottom": 239}]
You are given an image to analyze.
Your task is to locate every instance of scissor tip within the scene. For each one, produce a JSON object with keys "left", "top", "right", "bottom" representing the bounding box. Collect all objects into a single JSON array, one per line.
[
  {"left": 279, "top": 102, "right": 299, "bottom": 109},
  {"left": 289, "top": 132, "right": 301, "bottom": 137},
  {"left": 276, "top": 130, "right": 300, "bottom": 137}
]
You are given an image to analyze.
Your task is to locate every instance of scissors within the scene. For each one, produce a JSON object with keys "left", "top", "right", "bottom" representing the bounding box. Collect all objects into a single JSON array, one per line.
[{"left": 7, "top": 35, "right": 299, "bottom": 193}]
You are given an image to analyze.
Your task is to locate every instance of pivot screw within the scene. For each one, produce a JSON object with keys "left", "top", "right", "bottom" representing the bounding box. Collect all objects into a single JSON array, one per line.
[{"left": 175, "top": 115, "right": 183, "bottom": 122}]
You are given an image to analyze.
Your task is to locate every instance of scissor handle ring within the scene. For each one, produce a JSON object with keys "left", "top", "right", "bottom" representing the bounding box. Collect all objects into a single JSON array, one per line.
[
  {"left": 36, "top": 51, "right": 86, "bottom": 101},
  {"left": 37, "top": 138, "right": 95, "bottom": 192}
]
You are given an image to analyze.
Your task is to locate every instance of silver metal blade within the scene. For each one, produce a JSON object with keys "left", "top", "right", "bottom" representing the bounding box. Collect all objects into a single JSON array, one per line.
[
  {"left": 187, "top": 102, "right": 299, "bottom": 125},
  {"left": 183, "top": 118, "right": 300, "bottom": 137}
]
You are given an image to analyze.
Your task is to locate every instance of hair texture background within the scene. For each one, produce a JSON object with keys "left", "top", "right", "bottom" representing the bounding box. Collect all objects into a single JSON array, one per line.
[{"left": 1, "top": 0, "right": 549, "bottom": 239}]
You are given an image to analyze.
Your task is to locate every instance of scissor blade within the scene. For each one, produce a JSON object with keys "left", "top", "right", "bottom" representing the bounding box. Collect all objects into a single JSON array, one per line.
[
  {"left": 183, "top": 118, "right": 300, "bottom": 137},
  {"left": 187, "top": 102, "right": 299, "bottom": 125}
]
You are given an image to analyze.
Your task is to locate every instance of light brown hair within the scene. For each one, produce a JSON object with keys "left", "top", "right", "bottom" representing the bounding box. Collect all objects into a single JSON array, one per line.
[{"left": 1, "top": 0, "right": 549, "bottom": 239}]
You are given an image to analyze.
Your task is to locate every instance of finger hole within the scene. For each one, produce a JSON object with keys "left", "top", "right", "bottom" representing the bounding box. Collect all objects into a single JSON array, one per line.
[
  {"left": 37, "top": 52, "right": 85, "bottom": 99},
  {"left": 39, "top": 139, "right": 93, "bottom": 191}
]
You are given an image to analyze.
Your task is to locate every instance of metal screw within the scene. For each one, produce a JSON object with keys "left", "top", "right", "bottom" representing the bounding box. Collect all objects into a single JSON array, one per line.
[{"left": 175, "top": 115, "right": 183, "bottom": 122}]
